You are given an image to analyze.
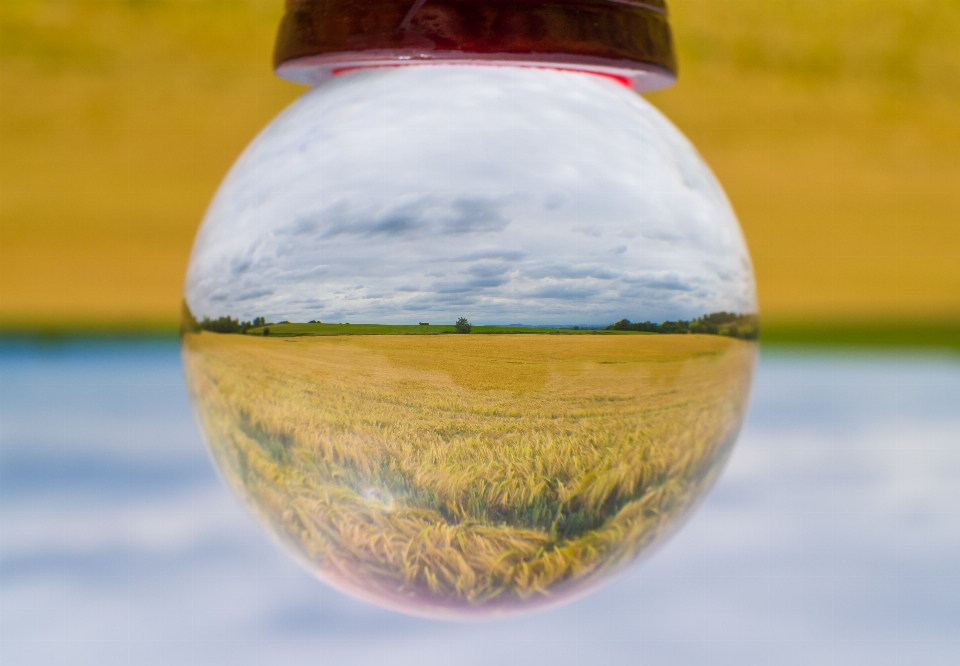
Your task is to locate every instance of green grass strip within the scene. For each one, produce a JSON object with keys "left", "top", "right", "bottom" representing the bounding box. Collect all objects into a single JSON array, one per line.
[
  {"left": 760, "top": 320, "right": 960, "bottom": 352},
  {"left": 3, "top": 319, "right": 958, "bottom": 352}
]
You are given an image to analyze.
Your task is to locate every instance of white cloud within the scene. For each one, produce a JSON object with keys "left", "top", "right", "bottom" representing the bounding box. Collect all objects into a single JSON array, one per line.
[
  {"left": 3, "top": 351, "right": 959, "bottom": 665},
  {"left": 185, "top": 66, "right": 756, "bottom": 325}
]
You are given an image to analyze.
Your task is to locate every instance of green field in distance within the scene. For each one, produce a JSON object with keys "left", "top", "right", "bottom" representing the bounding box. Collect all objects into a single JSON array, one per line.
[{"left": 246, "top": 323, "right": 646, "bottom": 337}]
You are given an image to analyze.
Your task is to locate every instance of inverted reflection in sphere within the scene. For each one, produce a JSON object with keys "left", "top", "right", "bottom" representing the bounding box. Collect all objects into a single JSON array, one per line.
[{"left": 182, "top": 66, "right": 757, "bottom": 618}]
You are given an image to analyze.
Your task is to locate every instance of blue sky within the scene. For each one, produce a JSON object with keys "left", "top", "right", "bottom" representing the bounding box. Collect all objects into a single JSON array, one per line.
[
  {"left": 184, "top": 66, "right": 756, "bottom": 326},
  {"left": 3, "top": 345, "right": 958, "bottom": 665}
]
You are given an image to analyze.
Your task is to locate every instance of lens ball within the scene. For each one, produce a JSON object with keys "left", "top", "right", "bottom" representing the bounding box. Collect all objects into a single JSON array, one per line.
[{"left": 182, "top": 66, "right": 757, "bottom": 618}]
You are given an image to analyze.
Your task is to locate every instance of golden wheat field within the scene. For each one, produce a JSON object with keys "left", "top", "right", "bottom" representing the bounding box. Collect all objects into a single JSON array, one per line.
[
  {"left": 4, "top": 1, "right": 960, "bottom": 329},
  {"left": 181, "top": 331, "right": 755, "bottom": 616}
]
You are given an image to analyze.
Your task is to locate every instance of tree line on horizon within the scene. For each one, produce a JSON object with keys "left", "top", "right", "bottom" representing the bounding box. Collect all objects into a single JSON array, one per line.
[
  {"left": 182, "top": 301, "right": 758, "bottom": 340},
  {"left": 606, "top": 312, "right": 759, "bottom": 340},
  {"left": 181, "top": 301, "right": 268, "bottom": 335}
]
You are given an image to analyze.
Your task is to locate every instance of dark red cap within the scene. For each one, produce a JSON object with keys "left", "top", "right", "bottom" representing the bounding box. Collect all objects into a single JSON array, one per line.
[{"left": 274, "top": 0, "right": 677, "bottom": 91}]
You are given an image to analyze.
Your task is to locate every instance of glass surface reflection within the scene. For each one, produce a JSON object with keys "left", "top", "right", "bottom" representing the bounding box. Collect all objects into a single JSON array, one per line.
[{"left": 181, "top": 66, "right": 757, "bottom": 618}]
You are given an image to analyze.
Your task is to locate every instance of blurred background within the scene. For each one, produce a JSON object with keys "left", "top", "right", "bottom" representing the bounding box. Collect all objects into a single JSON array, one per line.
[
  {"left": 2, "top": 0, "right": 958, "bottom": 340},
  {"left": 1, "top": 1, "right": 958, "bottom": 665}
]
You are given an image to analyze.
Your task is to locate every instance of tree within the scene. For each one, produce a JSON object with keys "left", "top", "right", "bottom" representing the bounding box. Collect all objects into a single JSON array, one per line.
[
  {"left": 604, "top": 312, "right": 758, "bottom": 337},
  {"left": 657, "top": 320, "right": 689, "bottom": 334},
  {"left": 606, "top": 318, "right": 659, "bottom": 333},
  {"left": 180, "top": 300, "right": 201, "bottom": 335},
  {"left": 455, "top": 317, "right": 472, "bottom": 334},
  {"left": 193, "top": 314, "right": 264, "bottom": 334}
]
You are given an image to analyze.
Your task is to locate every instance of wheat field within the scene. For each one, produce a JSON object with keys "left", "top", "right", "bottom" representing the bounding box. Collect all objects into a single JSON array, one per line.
[{"left": 182, "top": 332, "right": 755, "bottom": 616}]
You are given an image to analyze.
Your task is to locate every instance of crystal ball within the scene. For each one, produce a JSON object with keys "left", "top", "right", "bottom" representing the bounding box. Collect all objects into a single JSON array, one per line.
[{"left": 182, "top": 65, "right": 757, "bottom": 618}]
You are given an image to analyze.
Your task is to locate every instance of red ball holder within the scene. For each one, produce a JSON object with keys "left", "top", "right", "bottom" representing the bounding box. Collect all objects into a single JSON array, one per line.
[{"left": 274, "top": 0, "right": 677, "bottom": 91}]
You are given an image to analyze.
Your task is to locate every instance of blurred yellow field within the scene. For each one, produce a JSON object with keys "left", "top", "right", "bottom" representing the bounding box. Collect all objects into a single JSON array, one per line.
[
  {"left": 2, "top": 0, "right": 959, "bottom": 328},
  {"left": 182, "top": 331, "right": 756, "bottom": 614}
]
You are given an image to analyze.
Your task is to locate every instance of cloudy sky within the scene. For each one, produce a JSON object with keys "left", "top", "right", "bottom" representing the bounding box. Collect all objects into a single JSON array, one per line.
[
  {"left": 185, "top": 66, "right": 756, "bottom": 326},
  {"left": 4, "top": 347, "right": 959, "bottom": 664}
]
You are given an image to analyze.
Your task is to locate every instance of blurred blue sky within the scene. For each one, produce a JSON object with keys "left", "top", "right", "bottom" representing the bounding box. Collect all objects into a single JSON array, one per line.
[{"left": 1, "top": 343, "right": 958, "bottom": 665}]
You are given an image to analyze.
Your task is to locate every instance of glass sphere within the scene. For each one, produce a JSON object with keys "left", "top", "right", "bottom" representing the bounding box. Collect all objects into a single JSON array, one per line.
[{"left": 182, "top": 65, "right": 757, "bottom": 619}]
